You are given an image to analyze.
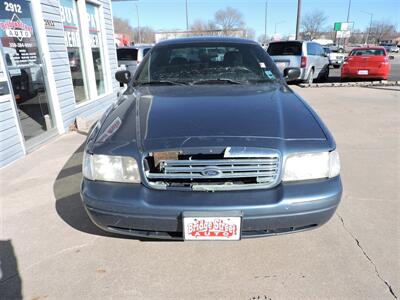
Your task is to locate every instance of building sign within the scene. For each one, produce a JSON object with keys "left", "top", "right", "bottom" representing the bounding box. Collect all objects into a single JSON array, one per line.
[
  {"left": 336, "top": 31, "right": 351, "bottom": 38},
  {"left": 0, "top": 0, "right": 39, "bottom": 66},
  {"left": 59, "top": 0, "right": 81, "bottom": 48}
]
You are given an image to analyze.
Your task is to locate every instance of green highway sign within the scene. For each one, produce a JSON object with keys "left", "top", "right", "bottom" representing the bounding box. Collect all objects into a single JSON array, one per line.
[{"left": 334, "top": 22, "right": 354, "bottom": 31}]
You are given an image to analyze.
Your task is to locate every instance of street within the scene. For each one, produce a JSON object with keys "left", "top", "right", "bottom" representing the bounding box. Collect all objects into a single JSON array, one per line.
[{"left": 1, "top": 85, "right": 399, "bottom": 299}]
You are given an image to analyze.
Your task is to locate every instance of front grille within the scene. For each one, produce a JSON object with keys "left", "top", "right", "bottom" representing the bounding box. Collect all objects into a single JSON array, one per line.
[{"left": 145, "top": 151, "right": 281, "bottom": 191}]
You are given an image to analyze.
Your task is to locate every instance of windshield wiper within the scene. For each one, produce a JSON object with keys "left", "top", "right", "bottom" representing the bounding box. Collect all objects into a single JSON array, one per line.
[
  {"left": 191, "top": 79, "right": 243, "bottom": 85},
  {"left": 137, "top": 80, "right": 188, "bottom": 86}
]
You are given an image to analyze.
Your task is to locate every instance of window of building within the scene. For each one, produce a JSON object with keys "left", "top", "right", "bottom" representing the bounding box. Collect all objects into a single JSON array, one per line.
[
  {"left": 60, "top": 0, "right": 108, "bottom": 104},
  {"left": 86, "top": 2, "right": 106, "bottom": 96},
  {"left": 60, "top": 0, "right": 88, "bottom": 103}
]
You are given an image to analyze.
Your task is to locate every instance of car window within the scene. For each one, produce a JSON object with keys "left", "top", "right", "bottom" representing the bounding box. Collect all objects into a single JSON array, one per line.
[
  {"left": 350, "top": 49, "right": 385, "bottom": 56},
  {"left": 315, "top": 44, "right": 324, "bottom": 56},
  {"left": 267, "top": 42, "right": 302, "bottom": 56},
  {"left": 136, "top": 42, "right": 281, "bottom": 84},
  {"left": 117, "top": 48, "right": 138, "bottom": 61},
  {"left": 143, "top": 48, "right": 151, "bottom": 57},
  {"left": 307, "top": 43, "right": 315, "bottom": 55}
]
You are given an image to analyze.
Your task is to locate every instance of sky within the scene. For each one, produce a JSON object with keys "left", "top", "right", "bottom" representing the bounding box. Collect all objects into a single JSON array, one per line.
[{"left": 111, "top": 0, "right": 400, "bottom": 38}]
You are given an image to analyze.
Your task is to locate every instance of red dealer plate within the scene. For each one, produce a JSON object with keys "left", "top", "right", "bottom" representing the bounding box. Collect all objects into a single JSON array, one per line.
[
  {"left": 358, "top": 70, "right": 368, "bottom": 75},
  {"left": 183, "top": 216, "right": 241, "bottom": 241}
]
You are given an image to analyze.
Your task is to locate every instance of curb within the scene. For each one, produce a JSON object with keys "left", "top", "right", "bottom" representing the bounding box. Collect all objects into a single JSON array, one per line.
[{"left": 298, "top": 80, "right": 400, "bottom": 88}]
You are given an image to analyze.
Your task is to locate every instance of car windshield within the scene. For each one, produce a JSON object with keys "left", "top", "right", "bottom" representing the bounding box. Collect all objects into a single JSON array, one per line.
[
  {"left": 267, "top": 42, "right": 302, "bottom": 56},
  {"left": 135, "top": 42, "right": 281, "bottom": 84},
  {"left": 350, "top": 49, "right": 385, "bottom": 56}
]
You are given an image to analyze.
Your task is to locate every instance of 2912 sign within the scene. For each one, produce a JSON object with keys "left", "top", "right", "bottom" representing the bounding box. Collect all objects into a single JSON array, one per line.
[{"left": 3, "top": 1, "right": 22, "bottom": 13}]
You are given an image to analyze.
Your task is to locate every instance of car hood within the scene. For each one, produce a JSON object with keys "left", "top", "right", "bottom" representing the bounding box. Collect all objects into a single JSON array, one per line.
[{"left": 93, "top": 84, "right": 329, "bottom": 153}]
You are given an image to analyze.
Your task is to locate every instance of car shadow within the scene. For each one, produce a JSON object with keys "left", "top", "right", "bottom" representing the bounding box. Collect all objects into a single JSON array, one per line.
[
  {"left": 0, "top": 240, "right": 22, "bottom": 300},
  {"left": 53, "top": 141, "right": 172, "bottom": 242}
]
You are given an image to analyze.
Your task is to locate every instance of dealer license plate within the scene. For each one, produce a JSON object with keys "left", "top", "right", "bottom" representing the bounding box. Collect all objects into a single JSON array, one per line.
[
  {"left": 358, "top": 70, "right": 368, "bottom": 75},
  {"left": 183, "top": 216, "right": 241, "bottom": 241},
  {"left": 276, "top": 62, "right": 287, "bottom": 71}
]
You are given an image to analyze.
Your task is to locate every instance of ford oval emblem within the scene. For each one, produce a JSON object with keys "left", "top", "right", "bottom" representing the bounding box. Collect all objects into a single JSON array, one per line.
[{"left": 201, "top": 167, "right": 222, "bottom": 177}]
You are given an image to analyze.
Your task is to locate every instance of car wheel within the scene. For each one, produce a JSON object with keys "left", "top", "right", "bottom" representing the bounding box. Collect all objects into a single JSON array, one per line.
[
  {"left": 341, "top": 77, "right": 348, "bottom": 82},
  {"left": 306, "top": 69, "right": 314, "bottom": 84},
  {"left": 322, "top": 66, "right": 329, "bottom": 82}
]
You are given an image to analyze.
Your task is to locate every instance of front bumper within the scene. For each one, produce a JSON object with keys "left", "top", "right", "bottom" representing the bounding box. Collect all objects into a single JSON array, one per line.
[{"left": 81, "top": 177, "right": 342, "bottom": 239}]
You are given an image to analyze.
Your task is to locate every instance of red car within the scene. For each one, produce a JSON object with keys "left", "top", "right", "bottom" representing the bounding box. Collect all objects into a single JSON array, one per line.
[{"left": 341, "top": 46, "right": 391, "bottom": 81}]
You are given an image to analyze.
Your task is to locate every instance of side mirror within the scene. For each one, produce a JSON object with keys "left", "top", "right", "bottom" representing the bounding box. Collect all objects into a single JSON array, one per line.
[
  {"left": 283, "top": 67, "right": 301, "bottom": 81},
  {"left": 388, "top": 55, "right": 395, "bottom": 60},
  {"left": 115, "top": 70, "right": 131, "bottom": 84}
]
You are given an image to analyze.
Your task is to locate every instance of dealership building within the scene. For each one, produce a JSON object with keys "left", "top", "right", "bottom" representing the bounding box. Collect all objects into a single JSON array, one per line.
[{"left": 0, "top": 0, "right": 119, "bottom": 168}]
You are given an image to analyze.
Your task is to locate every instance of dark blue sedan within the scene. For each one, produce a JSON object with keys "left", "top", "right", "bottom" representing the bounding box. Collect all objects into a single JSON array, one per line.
[{"left": 81, "top": 37, "right": 342, "bottom": 240}]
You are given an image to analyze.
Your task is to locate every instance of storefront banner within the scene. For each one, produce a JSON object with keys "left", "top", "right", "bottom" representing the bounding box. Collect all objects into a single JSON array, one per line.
[
  {"left": 0, "top": 0, "right": 39, "bottom": 67},
  {"left": 86, "top": 3, "right": 100, "bottom": 48},
  {"left": 60, "top": 0, "right": 81, "bottom": 48}
]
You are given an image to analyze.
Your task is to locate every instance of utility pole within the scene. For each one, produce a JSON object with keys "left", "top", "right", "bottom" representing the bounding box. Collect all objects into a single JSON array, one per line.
[
  {"left": 346, "top": 0, "right": 351, "bottom": 22},
  {"left": 264, "top": 0, "right": 268, "bottom": 43},
  {"left": 361, "top": 11, "right": 373, "bottom": 44},
  {"left": 295, "top": 0, "right": 301, "bottom": 40},
  {"left": 344, "top": 0, "right": 351, "bottom": 49},
  {"left": 185, "top": 0, "right": 189, "bottom": 31}
]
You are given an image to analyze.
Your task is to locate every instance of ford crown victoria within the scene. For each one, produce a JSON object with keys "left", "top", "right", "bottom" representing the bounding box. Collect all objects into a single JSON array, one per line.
[{"left": 81, "top": 37, "right": 342, "bottom": 240}]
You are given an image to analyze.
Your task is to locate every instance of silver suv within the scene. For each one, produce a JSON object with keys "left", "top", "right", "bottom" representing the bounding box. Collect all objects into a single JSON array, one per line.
[
  {"left": 267, "top": 41, "right": 330, "bottom": 83},
  {"left": 117, "top": 45, "right": 152, "bottom": 75}
]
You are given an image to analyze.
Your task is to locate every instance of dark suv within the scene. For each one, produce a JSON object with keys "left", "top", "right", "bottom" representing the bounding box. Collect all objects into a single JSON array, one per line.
[{"left": 81, "top": 37, "right": 342, "bottom": 240}]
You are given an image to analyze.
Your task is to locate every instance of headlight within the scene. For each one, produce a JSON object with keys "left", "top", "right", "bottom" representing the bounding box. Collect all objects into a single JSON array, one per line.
[
  {"left": 83, "top": 152, "right": 141, "bottom": 183},
  {"left": 283, "top": 150, "right": 340, "bottom": 182}
]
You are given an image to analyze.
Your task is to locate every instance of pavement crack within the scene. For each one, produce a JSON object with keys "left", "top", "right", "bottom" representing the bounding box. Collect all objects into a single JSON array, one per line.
[{"left": 336, "top": 213, "right": 398, "bottom": 299}]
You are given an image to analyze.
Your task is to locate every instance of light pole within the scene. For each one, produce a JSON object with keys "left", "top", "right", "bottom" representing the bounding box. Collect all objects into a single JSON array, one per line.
[
  {"left": 295, "top": 0, "right": 301, "bottom": 40},
  {"left": 264, "top": 0, "right": 268, "bottom": 43},
  {"left": 134, "top": 2, "right": 141, "bottom": 44},
  {"left": 185, "top": 0, "right": 189, "bottom": 31},
  {"left": 361, "top": 11, "right": 373, "bottom": 44},
  {"left": 274, "top": 21, "right": 285, "bottom": 34}
]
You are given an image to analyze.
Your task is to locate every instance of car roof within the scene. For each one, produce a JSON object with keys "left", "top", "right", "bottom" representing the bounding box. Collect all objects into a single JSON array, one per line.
[
  {"left": 117, "top": 45, "right": 152, "bottom": 50},
  {"left": 351, "top": 46, "right": 386, "bottom": 51},
  {"left": 155, "top": 36, "right": 259, "bottom": 47},
  {"left": 268, "top": 40, "right": 315, "bottom": 44}
]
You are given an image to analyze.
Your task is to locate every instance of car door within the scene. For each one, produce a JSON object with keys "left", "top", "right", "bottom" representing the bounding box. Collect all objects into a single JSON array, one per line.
[
  {"left": 316, "top": 44, "right": 329, "bottom": 74},
  {"left": 306, "top": 43, "right": 318, "bottom": 77}
]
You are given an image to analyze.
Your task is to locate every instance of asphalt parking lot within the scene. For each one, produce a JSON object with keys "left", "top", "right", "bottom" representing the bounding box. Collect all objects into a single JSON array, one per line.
[{"left": 1, "top": 85, "right": 399, "bottom": 299}]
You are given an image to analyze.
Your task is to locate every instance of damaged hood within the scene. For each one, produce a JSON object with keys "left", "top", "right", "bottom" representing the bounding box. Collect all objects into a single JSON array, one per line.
[{"left": 93, "top": 84, "right": 329, "bottom": 152}]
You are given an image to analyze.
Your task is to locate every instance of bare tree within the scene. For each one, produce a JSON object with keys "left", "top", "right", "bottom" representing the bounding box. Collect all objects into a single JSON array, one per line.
[
  {"left": 188, "top": 7, "right": 254, "bottom": 39},
  {"left": 368, "top": 21, "right": 396, "bottom": 44},
  {"left": 348, "top": 29, "right": 365, "bottom": 44},
  {"left": 301, "top": 10, "right": 327, "bottom": 40},
  {"left": 214, "top": 7, "right": 245, "bottom": 33},
  {"left": 113, "top": 17, "right": 135, "bottom": 40},
  {"left": 190, "top": 19, "right": 219, "bottom": 36},
  {"left": 132, "top": 26, "right": 155, "bottom": 44},
  {"left": 245, "top": 28, "right": 256, "bottom": 39}
]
